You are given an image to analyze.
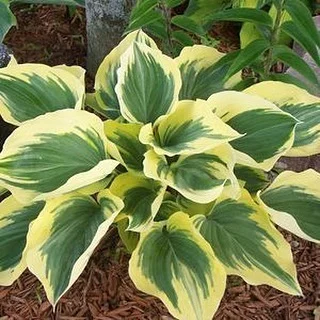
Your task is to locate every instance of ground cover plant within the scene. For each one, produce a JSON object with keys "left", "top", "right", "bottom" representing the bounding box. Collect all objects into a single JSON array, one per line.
[{"left": 0, "top": 29, "right": 320, "bottom": 320}]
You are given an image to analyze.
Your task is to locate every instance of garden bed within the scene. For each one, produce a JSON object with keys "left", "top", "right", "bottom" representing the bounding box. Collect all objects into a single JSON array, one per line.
[{"left": 0, "top": 5, "right": 319, "bottom": 320}]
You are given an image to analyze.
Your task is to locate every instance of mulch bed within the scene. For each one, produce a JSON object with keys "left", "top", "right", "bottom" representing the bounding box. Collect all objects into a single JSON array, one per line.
[
  {"left": 5, "top": 4, "right": 86, "bottom": 67},
  {"left": 1, "top": 5, "right": 319, "bottom": 320},
  {"left": 1, "top": 228, "right": 319, "bottom": 320}
]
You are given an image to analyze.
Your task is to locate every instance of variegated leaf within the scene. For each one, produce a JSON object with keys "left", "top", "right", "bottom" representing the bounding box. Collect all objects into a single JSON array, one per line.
[
  {"left": 129, "top": 212, "right": 226, "bottom": 320},
  {"left": 0, "top": 185, "right": 7, "bottom": 197},
  {"left": 177, "top": 195, "right": 215, "bottom": 217},
  {"left": 234, "top": 164, "right": 269, "bottom": 194},
  {"left": 54, "top": 64, "right": 86, "bottom": 84},
  {"left": 73, "top": 177, "right": 113, "bottom": 196},
  {"left": 0, "top": 64, "right": 85, "bottom": 125},
  {"left": 244, "top": 81, "right": 320, "bottom": 157},
  {"left": 0, "top": 109, "right": 119, "bottom": 203},
  {"left": 104, "top": 120, "right": 147, "bottom": 172},
  {"left": 192, "top": 190, "right": 301, "bottom": 295},
  {"left": 109, "top": 173, "right": 166, "bottom": 232},
  {"left": 115, "top": 42, "right": 182, "bottom": 123},
  {"left": 155, "top": 192, "right": 181, "bottom": 222},
  {"left": 139, "top": 100, "right": 240, "bottom": 156},
  {"left": 143, "top": 144, "right": 239, "bottom": 203},
  {"left": 95, "top": 30, "right": 158, "bottom": 119},
  {"left": 6, "top": 54, "right": 17, "bottom": 67},
  {"left": 26, "top": 190, "right": 124, "bottom": 306},
  {"left": 208, "top": 91, "right": 298, "bottom": 171},
  {"left": 175, "top": 45, "right": 241, "bottom": 100},
  {"left": 0, "top": 196, "right": 45, "bottom": 285},
  {"left": 117, "top": 219, "right": 140, "bottom": 253},
  {"left": 259, "top": 169, "right": 320, "bottom": 243}
]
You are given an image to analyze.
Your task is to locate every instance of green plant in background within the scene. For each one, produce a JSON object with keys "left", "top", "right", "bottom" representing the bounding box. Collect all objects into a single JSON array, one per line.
[
  {"left": 126, "top": 0, "right": 229, "bottom": 55},
  {"left": 0, "top": 30, "right": 320, "bottom": 320},
  {"left": 128, "top": 0, "right": 320, "bottom": 93},
  {"left": 208, "top": 0, "right": 320, "bottom": 90},
  {"left": 0, "top": 0, "right": 84, "bottom": 42}
]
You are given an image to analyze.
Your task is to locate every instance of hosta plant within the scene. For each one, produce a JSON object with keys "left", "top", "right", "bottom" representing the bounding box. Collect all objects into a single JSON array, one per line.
[{"left": 0, "top": 30, "right": 319, "bottom": 320}]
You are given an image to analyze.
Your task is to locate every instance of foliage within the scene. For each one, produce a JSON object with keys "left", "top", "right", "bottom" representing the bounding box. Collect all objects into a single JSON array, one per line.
[
  {"left": 209, "top": 0, "right": 320, "bottom": 91},
  {"left": 127, "top": 0, "right": 320, "bottom": 93},
  {"left": 0, "top": 0, "right": 84, "bottom": 42},
  {"left": 0, "top": 30, "right": 320, "bottom": 320},
  {"left": 126, "top": 0, "right": 228, "bottom": 55}
]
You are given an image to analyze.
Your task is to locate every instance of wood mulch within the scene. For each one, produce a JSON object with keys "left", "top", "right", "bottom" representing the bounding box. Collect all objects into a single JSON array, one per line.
[
  {"left": 1, "top": 4, "right": 319, "bottom": 320},
  {"left": 0, "top": 228, "right": 319, "bottom": 320}
]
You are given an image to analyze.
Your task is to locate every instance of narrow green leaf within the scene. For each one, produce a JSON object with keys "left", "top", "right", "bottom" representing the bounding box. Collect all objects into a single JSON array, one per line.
[
  {"left": 185, "top": 0, "right": 229, "bottom": 23},
  {"left": 226, "top": 39, "right": 270, "bottom": 78},
  {"left": 272, "top": 45, "right": 319, "bottom": 85},
  {"left": 171, "top": 15, "right": 206, "bottom": 36},
  {"left": 126, "top": 0, "right": 162, "bottom": 34},
  {"left": 165, "top": 0, "right": 185, "bottom": 8},
  {"left": 281, "top": 21, "right": 320, "bottom": 67},
  {"left": 145, "top": 19, "right": 167, "bottom": 40},
  {"left": 284, "top": 0, "right": 320, "bottom": 48},
  {"left": 172, "top": 30, "right": 194, "bottom": 47},
  {"left": 209, "top": 8, "right": 273, "bottom": 26},
  {"left": 267, "top": 73, "right": 315, "bottom": 93}
]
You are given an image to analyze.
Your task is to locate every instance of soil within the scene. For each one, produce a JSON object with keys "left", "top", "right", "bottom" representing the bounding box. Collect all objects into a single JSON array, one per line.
[{"left": 0, "top": 4, "right": 319, "bottom": 320}]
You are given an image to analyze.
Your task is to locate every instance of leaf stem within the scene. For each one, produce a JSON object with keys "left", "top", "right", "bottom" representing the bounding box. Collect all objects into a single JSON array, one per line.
[
  {"left": 263, "top": 0, "right": 285, "bottom": 77},
  {"left": 159, "top": 0, "right": 174, "bottom": 56}
]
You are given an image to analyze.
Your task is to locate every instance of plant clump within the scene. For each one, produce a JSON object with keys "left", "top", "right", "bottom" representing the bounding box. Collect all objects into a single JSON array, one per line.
[{"left": 0, "top": 30, "right": 319, "bottom": 320}]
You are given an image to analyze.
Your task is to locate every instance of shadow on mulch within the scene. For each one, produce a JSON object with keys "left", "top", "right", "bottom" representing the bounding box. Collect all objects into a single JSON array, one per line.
[{"left": 1, "top": 4, "right": 319, "bottom": 320}]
